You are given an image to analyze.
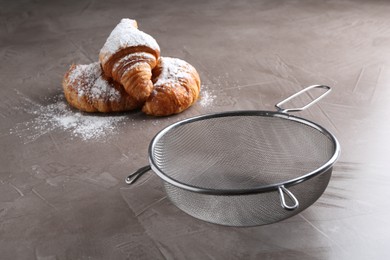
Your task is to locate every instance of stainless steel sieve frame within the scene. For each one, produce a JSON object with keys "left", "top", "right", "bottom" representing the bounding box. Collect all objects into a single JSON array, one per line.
[{"left": 126, "top": 85, "right": 340, "bottom": 216}]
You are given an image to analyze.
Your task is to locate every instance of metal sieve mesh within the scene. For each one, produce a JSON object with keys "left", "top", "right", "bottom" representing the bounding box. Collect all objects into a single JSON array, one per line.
[
  {"left": 164, "top": 168, "right": 332, "bottom": 226},
  {"left": 127, "top": 86, "right": 340, "bottom": 226},
  {"left": 150, "top": 112, "right": 336, "bottom": 192},
  {"left": 146, "top": 112, "right": 338, "bottom": 226}
]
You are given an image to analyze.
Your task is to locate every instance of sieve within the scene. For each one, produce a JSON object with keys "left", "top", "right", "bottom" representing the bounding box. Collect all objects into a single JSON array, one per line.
[{"left": 126, "top": 85, "right": 340, "bottom": 227}]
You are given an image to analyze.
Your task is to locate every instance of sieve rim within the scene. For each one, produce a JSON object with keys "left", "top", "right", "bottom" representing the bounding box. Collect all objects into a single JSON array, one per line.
[{"left": 148, "top": 110, "right": 340, "bottom": 195}]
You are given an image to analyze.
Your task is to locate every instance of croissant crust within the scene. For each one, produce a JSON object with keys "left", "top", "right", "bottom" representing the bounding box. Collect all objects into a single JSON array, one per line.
[
  {"left": 62, "top": 62, "right": 141, "bottom": 113},
  {"left": 62, "top": 19, "right": 202, "bottom": 117},
  {"left": 99, "top": 19, "right": 160, "bottom": 103},
  {"left": 142, "top": 57, "right": 201, "bottom": 116}
]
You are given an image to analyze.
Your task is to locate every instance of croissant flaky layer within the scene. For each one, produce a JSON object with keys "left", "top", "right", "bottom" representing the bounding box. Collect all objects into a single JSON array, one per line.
[
  {"left": 142, "top": 57, "right": 201, "bottom": 116},
  {"left": 62, "top": 62, "right": 141, "bottom": 113},
  {"left": 99, "top": 19, "right": 160, "bottom": 103}
]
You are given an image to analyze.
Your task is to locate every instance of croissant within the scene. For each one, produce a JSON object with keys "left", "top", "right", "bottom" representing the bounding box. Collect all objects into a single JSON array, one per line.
[
  {"left": 142, "top": 57, "right": 201, "bottom": 116},
  {"left": 99, "top": 18, "right": 160, "bottom": 103},
  {"left": 62, "top": 62, "right": 141, "bottom": 113}
]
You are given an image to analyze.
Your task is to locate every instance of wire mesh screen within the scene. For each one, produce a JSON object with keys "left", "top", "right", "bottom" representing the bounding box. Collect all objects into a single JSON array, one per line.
[
  {"left": 151, "top": 114, "right": 336, "bottom": 191},
  {"left": 164, "top": 169, "right": 332, "bottom": 226}
]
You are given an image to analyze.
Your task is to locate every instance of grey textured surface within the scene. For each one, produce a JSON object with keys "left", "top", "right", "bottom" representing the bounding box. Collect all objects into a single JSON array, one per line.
[{"left": 1, "top": 0, "right": 390, "bottom": 259}]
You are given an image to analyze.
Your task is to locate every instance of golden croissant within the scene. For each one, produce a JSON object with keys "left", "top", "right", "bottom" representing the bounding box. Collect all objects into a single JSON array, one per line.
[
  {"left": 99, "top": 18, "right": 160, "bottom": 103},
  {"left": 142, "top": 57, "right": 201, "bottom": 116},
  {"left": 62, "top": 62, "right": 141, "bottom": 113}
]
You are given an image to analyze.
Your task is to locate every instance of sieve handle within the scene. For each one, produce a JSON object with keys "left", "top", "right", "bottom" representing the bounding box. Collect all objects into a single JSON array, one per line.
[
  {"left": 278, "top": 185, "right": 299, "bottom": 210},
  {"left": 275, "top": 85, "right": 331, "bottom": 113},
  {"left": 125, "top": 165, "right": 151, "bottom": 185}
]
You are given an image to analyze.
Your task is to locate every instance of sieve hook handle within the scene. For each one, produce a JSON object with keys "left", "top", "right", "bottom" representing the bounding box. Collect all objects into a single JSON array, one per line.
[
  {"left": 275, "top": 85, "right": 331, "bottom": 113},
  {"left": 125, "top": 165, "right": 151, "bottom": 185},
  {"left": 278, "top": 185, "right": 299, "bottom": 211}
]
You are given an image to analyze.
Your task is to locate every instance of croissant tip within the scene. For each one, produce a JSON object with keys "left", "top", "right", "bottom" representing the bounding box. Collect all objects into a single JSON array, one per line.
[{"left": 120, "top": 18, "right": 138, "bottom": 29}]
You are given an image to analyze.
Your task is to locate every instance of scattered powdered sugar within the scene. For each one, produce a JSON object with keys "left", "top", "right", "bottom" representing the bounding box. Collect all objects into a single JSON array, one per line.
[
  {"left": 10, "top": 95, "right": 127, "bottom": 143},
  {"left": 199, "top": 88, "right": 216, "bottom": 107},
  {"left": 91, "top": 76, "right": 121, "bottom": 102},
  {"left": 99, "top": 18, "right": 160, "bottom": 64},
  {"left": 154, "top": 57, "right": 193, "bottom": 86},
  {"left": 68, "top": 62, "right": 100, "bottom": 84},
  {"left": 66, "top": 62, "right": 121, "bottom": 103},
  {"left": 54, "top": 112, "right": 123, "bottom": 140}
]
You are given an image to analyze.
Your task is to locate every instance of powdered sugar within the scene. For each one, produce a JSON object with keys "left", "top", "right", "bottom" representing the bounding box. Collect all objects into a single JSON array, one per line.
[
  {"left": 68, "top": 62, "right": 100, "bottom": 85},
  {"left": 54, "top": 112, "right": 123, "bottom": 140},
  {"left": 154, "top": 57, "right": 193, "bottom": 86},
  {"left": 10, "top": 95, "right": 127, "bottom": 143},
  {"left": 99, "top": 18, "right": 160, "bottom": 64},
  {"left": 66, "top": 62, "right": 121, "bottom": 102},
  {"left": 199, "top": 88, "right": 216, "bottom": 107},
  {"left": 91, "top": 77, "right": 121, "bottom": 102}
]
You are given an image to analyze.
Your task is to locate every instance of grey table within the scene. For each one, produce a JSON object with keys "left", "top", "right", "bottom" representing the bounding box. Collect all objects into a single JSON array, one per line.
[{"left": 1, "top": 0, "right": 390, "bottom": 259}]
